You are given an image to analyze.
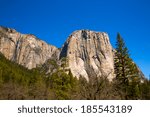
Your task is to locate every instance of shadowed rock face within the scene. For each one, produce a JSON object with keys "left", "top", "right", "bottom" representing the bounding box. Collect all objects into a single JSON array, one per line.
[
  {"left": 60, "top": 30, "right": 114, "bottom": 81},
  {"left": 0, "top": 26, "right": 59, "bottom": 69}
]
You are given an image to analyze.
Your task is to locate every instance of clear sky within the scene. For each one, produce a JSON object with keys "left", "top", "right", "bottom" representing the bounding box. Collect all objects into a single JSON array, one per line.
[{"left": 0, "top": 0, "right": 150, "bottom": 78}]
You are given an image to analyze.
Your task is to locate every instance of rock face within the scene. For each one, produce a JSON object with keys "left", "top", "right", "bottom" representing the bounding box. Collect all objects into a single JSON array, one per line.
[
  {"left": 0, "top": 26, "right": 59, "bottom": 69},
  {"left": 0, "top": 27, "right": 115, "bottom": 81},
  {"left": 60, "top": 30, "right": 114, "bottom": 81}
]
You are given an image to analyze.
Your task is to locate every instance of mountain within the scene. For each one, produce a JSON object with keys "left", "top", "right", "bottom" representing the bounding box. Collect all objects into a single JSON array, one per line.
[
  {"left": 0, "top": 26, "right": 143, "bottom": 81},
  {"left": 60, "top": 30, "right": 114, "bottom": 81},
  {"left": 0, "top": 26, "right": 115, "bottom": 81},
  {"left": 0, "top": 26, "right": 59, "bottom": 69},
  {"left": 0, "top": 26, "right": 149, "bottom": 100}
]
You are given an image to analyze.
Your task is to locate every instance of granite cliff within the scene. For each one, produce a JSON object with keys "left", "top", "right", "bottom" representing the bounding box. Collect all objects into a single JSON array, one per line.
[
  {"left": 0, "top": 26, "right": 59, "bottom": 69},
  {"left": 60, "top": 30, "right": 114, "bottom": 81},
  {"left": 0, "top": 26, "right": 119, "bottom": 81}
]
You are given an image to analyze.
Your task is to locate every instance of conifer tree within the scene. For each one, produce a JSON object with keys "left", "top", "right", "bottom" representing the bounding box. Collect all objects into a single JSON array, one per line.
[{"left": 114, "top": 33, "right": 140, "bottom": 99}]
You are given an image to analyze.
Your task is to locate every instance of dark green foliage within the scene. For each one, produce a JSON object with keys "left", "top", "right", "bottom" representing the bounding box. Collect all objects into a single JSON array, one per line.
[
  {"left": 0, "top": 53, "right": 47, "bottom": 99},
  {"left": 139, "top": 80, "right": 150, "bottom": 99},
  {"left": 60, "top": 57, "right": 69, "bottom": 69},
  {"left": 0, "top": 53, "right": 78, "bottom": 99},
  {"left": 115, "top": 33, "right": 130, "bottom": 82},
  {"left": 48, "top": 69, "right": 78, "bottom": 99},
  {"left": 114, "top": 33, "right": 142, "bottom": 99}
]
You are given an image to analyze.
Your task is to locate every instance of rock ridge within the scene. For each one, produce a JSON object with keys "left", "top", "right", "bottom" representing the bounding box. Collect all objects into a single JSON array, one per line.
[
  {"left": 60, "top": 30, "right": 114, "bottom": 81},
  {"left": 0, "top": 26, "right": 59, "bottom": 69},
  {"left": 0, "top": 27, "right": 115, "bottom": 81}
]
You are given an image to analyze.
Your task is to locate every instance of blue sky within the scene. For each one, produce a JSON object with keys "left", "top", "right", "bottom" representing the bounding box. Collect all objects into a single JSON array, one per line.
[{"left": 0, "top": 0, "right": 150, "bottom": 78}]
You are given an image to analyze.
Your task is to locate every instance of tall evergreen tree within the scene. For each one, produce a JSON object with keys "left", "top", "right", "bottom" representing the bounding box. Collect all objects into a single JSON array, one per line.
[{"left": 114, "top": 33, "right": 140, "bottom": 99}]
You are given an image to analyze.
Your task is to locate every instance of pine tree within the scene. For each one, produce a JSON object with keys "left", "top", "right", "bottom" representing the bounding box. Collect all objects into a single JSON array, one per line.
[{"left": 114, "top": 33, "right": 140, "bottom": 99}]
